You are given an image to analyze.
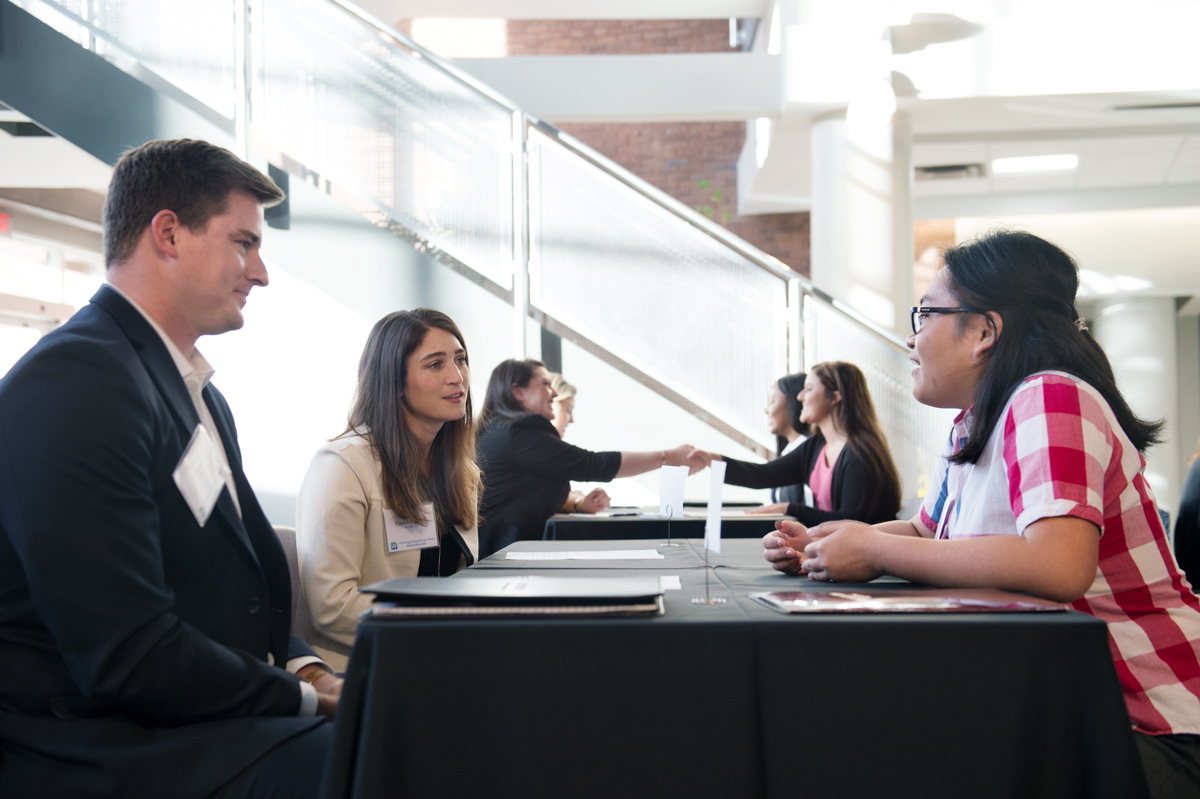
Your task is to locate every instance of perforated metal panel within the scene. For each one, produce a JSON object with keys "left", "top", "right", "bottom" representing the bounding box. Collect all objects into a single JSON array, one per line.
[
  {"left": 252, "top": 0, "right": 515, "bottom": 288},
  {"left": 528, "top": 129, "right": 788, "bottom": 451},
  {"left": 805, "top": 296, "right": 957, "bottom": 501},
  {"left": 28, "top": 0, "right": 237, "bottom": 119}
]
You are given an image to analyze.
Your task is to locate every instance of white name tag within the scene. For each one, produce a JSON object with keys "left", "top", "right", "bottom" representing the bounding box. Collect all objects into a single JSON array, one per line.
[
  {"left": 384, "top": 502, "right": 439, "bottom": 553},
  {"left": 173, "top": 425, "right": 230, "bottom": 527}
]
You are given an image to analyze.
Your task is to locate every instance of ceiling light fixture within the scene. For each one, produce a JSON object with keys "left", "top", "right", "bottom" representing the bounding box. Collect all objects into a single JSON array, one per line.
[{"left": 991, "top": 154, "right": 1079, "bottom": 173}]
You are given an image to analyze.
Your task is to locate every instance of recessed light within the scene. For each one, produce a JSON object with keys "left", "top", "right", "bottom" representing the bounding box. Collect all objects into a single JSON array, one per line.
[{"left": 991, "top": 154, "right": 1079, "bottom": 174}]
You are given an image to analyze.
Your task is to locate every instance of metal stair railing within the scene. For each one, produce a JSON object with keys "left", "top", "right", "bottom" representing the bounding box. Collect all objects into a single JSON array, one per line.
[{"left": 16, "top": 0, "right": 955, "bottom": 494}]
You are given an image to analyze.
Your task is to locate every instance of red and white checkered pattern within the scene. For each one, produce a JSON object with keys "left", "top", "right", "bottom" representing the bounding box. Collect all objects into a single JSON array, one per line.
[{"left": 920, "top": 371, "right": 1200, "bottom": 735}]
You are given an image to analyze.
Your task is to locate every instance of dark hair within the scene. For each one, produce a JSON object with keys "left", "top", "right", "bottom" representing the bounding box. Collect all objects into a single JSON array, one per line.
[
  {"left": 344, "top": 309, "right": 480, "bottom": 529},
  {"left": 103, "top": 139, "right": 284, "bottom": 267},
  {"left": 775, "top": 372, "right": 806, "bottom": 456},
  {"left": 810, "top": 362, "right": 901, "bottom": 513},
  {"left": 479, "top": 359, "right": 546, "bottom": 430},
  {"left": 941, "top": 229, "right": 1163, "bottom": 465}
]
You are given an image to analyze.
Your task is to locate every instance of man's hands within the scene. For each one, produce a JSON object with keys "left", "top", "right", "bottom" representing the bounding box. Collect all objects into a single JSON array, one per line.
[
  {"left": 297, "top": 665, "right": 343, "bottom": 721},
  {"left": 763, "top": 520, "right": 884, "bottom": 583}
]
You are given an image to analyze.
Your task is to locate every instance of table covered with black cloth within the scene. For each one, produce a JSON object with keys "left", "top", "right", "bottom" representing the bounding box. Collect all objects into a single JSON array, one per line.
[
  {"left": 322, "top": 539, "right": 1147, "bottom": 799},
  {"left": 542, "top": 510, "right": 782, "bottom": 541}
]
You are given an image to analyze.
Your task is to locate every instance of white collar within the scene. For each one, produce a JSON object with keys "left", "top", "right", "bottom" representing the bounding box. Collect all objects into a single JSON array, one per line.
[{"left": 105, "top": 283, "right": 216, "bottom": 393}]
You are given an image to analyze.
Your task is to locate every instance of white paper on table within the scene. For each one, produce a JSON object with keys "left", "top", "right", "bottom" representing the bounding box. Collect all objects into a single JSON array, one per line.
[
  {"left": 505, "top": 549, "right": 666, "bottom": 560},
  {"left": 659, "top": 575, "right": 682, "bottom": 591},
  {"left": 704, "top": 460, "right": 727, "bottom": 553},
  {"left": 658, "top": 464, "right": 688, "bottom": 518}
]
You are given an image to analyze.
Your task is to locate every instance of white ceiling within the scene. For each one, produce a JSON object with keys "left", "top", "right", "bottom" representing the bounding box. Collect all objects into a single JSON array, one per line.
[
  {"left": 913, "top": 135, "right": 1200, "bottom": 195},
  {"left": 956, "top": 206, "right": 1200, "bottom": 309},
  {"left": 0, "top": 112, "right": 111, "bottom": 191},
  {"left": 904, "top": 91, "right": 1200, "bottom": 218}
]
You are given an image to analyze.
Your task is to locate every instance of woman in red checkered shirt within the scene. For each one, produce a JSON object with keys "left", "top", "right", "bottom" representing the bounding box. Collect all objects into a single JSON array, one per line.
[{"left": 763, "top": 230, "right": 1200, "bottom": 797}]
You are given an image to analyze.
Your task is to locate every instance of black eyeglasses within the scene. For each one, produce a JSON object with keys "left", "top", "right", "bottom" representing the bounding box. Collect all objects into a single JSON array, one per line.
[{"left": 910, "top": 306, "right": 974, "bottom": 334}]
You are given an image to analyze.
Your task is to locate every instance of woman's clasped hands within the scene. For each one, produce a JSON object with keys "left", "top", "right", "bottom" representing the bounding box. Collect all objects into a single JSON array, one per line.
[{"left": 763, "top": 519, "right": 884, "bottom": 583}]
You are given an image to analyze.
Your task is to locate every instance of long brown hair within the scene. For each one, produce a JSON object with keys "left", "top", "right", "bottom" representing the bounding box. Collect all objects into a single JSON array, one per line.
[
  {"left": 343, "top": 309, "right": 480, "bottom": 529},
  {"left": 810, "top": 361, "right": 901, "bottom": 512}
]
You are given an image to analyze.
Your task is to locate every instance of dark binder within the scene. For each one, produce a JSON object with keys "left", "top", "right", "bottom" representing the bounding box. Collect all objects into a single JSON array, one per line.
[{"left": 360, "top": 575, "right": 665, "bottom": 618}]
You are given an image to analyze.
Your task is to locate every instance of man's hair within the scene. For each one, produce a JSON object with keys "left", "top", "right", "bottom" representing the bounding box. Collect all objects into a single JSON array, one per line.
[{"left": 103, "top": 139, "right": 284, "bottom": 267}]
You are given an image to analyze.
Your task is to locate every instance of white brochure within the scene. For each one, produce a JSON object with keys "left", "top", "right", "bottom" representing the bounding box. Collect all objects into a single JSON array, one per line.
[
  {"left": 505, "top": 549, "right": 665, "bottom": 560},
  {"left": 658, "top": 464, "right": 688, "bottom": 518},
  {"left": 173, "top": 424, "right": 230, "bottom": 527},
  {"left": 704, "top": 460, "right": 727, "bottom": 553},
  {"left": 384, "top": 502, "right": 439, "bottom": 553}
]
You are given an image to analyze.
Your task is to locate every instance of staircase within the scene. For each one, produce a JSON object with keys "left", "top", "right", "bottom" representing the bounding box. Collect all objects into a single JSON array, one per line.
[{"left": 14, "top": 0, "right": 955, "bottom": 499}]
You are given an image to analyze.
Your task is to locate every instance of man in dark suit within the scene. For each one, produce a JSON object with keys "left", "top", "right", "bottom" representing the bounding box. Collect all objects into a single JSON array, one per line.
[{"left": 0, "top": 139, "right": 342, "bottom": 797}]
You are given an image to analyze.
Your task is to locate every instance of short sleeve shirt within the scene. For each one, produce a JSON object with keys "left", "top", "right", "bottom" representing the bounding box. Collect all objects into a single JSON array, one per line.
[{"left": 920, "top": 371, "right": 1200, "bottom": 735}]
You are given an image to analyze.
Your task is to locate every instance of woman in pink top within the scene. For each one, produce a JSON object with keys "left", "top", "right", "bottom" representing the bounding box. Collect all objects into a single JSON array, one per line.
[
  {"left": 692, "top": 363, "right": 902, "bottom": 527},
  {"left": 764, "top": 230, "right": 1200, "bottom": 797}
]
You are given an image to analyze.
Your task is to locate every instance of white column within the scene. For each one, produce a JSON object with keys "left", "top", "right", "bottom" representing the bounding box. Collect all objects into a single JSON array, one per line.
[
  {"left": 810, "top": 111, "right": 914, "bottom": 338},
  {"left": 1091, "top": 297, "right": 1181, "bottom": 518},
  {"left": 891, "top": 112, "right": 915, "bottom": 322}
]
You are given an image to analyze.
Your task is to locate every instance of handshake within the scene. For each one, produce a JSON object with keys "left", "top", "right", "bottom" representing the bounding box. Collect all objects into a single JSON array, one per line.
[{"left": 663, "top": 445, "right": 720, "bottom": 475}]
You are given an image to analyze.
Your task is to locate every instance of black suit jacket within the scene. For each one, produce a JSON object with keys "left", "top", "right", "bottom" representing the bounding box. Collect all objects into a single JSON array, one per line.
[
  {"left": 723, "top": 433, "right": 900, "bottom": 525},
  {"left": 0, "top": 286, "right": 322, "bottom": 796},
  {"left": 477, "top": 414, "right": 621, "bottom": 557},
  {"left": 1176, "top": 459, "right": 1200, "bottom": 589}
]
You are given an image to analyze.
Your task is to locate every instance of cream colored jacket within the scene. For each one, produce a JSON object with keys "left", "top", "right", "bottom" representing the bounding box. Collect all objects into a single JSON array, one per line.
[{"left": 295, "top": 433, "right": 479, "bottom": 671}]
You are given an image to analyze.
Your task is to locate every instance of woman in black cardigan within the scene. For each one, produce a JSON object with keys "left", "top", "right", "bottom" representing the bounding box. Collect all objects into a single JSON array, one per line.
[
  {"left": 476, "top": 359, "right": 701, "bottom": 557},
  {"left": 693, "top": 362, "right": 901, "bottom": 526}
]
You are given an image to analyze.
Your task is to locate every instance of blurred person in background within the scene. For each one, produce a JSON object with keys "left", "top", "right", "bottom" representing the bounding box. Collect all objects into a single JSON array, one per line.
[
  {"left": 476, "top": 359, "right": 704, "bottom": 557},
  {"left": 549, "top": 372, "right": 599, "bottom": 514},
  {"left": 767, "top": 372, "right": 808, "bottom": 507},
  {"left": 690, "top": 362, "right": 901, "bottom": 526},
  {"left": 550, "top": 373, "right": 575, "bottom": 438},
  {"left": 1176, "top": 438, "right": 1200, "bottom": 590}
]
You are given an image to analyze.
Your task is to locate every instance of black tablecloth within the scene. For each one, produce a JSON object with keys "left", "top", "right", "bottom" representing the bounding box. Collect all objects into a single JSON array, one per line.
[
  {"left": 323, "top": 539, "right": 1146, "bottom": 799},
  {"left": 543, "top": 513, "right": 780, "bottom": 541}
]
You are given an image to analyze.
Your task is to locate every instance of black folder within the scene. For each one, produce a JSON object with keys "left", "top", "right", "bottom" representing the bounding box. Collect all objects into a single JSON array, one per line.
[{"left": 360, "top": 575, "right": 665, "bottom": 618}]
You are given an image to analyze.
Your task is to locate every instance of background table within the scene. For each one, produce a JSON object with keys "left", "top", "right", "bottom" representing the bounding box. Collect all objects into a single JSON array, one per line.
[
  {"left": 323, "top": 539, "right": 1146, "bottom": 799},
  {"left": 543, "top": 508, "right": 783, "bottom": 541}
]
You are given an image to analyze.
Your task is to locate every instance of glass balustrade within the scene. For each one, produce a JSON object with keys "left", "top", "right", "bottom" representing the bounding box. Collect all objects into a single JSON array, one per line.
[
  {"left": 528, "top": 128, "right": 787, "bottom": 451},
  {"left": 805, "top": 296, "right": 957, "bottom": 502},
  {"left": 19, "top": 0, "right": 949, "bottom": 484}
]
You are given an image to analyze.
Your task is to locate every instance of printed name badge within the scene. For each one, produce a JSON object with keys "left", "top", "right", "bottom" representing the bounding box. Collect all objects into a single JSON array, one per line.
[
  {"left": 172, "top": 424, "right": 230, "bottom": 527},
  {"left": 384, "top": 502, "right": 439, "bottom": 553}
]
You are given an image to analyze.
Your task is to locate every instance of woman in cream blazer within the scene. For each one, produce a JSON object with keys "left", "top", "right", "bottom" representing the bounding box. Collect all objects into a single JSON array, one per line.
[{"left": 296, "top": 309, "right": 482, "bottom": 672}]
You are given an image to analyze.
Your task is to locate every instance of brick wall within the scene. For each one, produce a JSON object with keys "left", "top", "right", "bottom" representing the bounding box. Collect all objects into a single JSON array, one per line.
[
  {"left": 393, "top": 19, "right": 745, "bottom": 56},
  {"left": 559, "top": 121, "right": 811, "bottom": 275},
  {"left": 506, "top": 20, "right": 738, "bottom": 55},
  {"left": 392, "top": 18, "right": 809, "bottom": 275}
]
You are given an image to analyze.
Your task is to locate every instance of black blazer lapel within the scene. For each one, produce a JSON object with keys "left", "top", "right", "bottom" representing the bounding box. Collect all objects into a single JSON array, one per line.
[
  {"left": 91, "top": 286, "right": 202, "bottom": 436},
  {"left": 90, "top": 286, "right": 261, "bottom": 567}
]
